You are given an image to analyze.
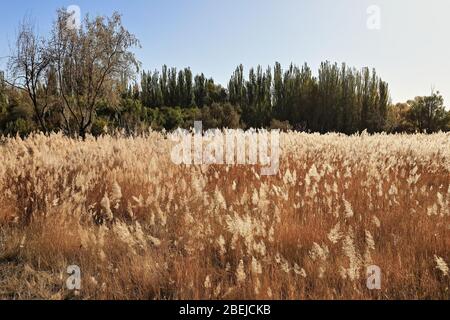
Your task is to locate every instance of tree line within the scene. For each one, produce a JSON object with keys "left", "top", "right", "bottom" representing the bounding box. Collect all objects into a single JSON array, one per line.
[{"left": 1, "top": 10, "right": 449, "bottom": 138}]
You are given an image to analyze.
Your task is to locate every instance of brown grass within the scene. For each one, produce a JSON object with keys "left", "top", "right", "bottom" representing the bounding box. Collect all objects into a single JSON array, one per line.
[{"left": 0, "top": 131, "right": 449, "bottom": 300}]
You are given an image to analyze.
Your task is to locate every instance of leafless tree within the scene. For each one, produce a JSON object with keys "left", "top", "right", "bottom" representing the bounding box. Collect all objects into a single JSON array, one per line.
[{"left": 7, "top": 19, "right": 50, "bottom": 132}]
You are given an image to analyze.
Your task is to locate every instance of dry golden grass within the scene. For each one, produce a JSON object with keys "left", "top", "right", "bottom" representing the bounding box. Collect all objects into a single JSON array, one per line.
[{"left": 0, "top": 131, "right": 449, "bottom": 300}]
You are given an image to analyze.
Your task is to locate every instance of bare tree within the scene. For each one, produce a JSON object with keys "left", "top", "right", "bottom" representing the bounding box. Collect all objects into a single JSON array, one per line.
[
  {"left": 49, "top": 10, "right": 140, "bottom": 138},
  {"left": 7, "top": 19, "right": 50, "bottom": 132}
]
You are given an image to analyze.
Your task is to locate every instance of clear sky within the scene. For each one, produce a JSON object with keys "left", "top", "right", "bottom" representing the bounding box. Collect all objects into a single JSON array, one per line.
[{"left": 1, "top": 0, "right": 449, "bottom": 104}]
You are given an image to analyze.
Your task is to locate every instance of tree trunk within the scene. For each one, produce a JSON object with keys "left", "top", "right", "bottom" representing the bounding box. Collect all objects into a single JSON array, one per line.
[{"left": 79, "top": 127, "right": 87, "bottom": 140}]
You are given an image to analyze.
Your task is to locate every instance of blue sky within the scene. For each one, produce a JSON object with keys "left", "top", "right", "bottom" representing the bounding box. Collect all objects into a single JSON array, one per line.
[{"left": 1, "top": 0, "right": 449, "bottom": 104}]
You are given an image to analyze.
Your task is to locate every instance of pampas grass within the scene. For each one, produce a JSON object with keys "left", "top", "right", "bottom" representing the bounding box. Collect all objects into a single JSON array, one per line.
[{"left": 0, "top": 131, "right": 449, "bottom": 299}]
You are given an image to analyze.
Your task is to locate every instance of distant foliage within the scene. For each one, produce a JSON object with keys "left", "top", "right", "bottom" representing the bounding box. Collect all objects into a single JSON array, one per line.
[{"left": 1, "top": 9, "right": 449, "bottom": 137}]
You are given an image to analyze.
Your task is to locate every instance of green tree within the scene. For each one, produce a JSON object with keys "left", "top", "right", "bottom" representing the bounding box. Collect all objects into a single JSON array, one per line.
[
  {"left": 182, "top": 68, "right": 195, "bottom": 108},
  {"left": 194, "top": 73, "right": 207, "bottom": 108},
  {"left": 201, "top": 103, "right": 241, "bottom": 129},
  {"left": 407, "top": 92, "right": 449, "bottom": 132}
]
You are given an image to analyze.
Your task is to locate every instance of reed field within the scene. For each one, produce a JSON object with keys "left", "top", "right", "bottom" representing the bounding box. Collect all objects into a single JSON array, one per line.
[{"left": 0, "top": 131, "right": 449, "bottom": 300}]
